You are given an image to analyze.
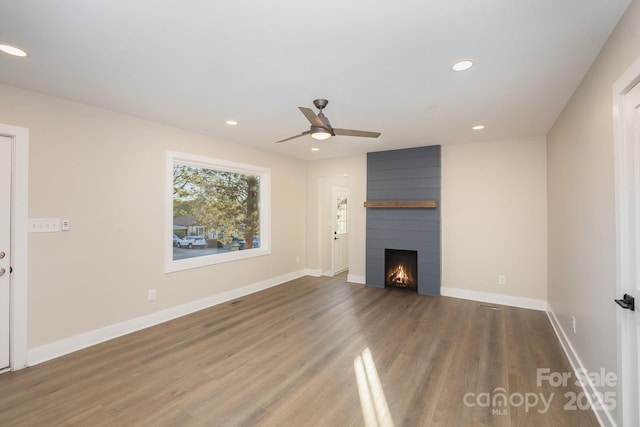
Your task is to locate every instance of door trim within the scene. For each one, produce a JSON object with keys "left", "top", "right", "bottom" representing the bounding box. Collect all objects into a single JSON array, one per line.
[
  {"left": 613, "top": 55, "right": 640, "bottom": 427},
  {"left": 0, "top": 124, "right": 28, "bottom": 371}
]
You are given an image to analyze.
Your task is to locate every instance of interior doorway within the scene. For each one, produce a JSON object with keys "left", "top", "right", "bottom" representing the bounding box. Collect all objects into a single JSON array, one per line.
[
  {"left": 331, "top": 186, "right": 349, "bottom": 276},
  {"left": 0, "top": 136, "right": 11, "bottom": 370},
  {"left": 317, "top": 175, "right": 349, "bottom": 277},
  {"left": 0, "top": 124, "right": 28, "bottom": 372},
  {"left": 613, "top": 57, "right": 640, "bottom": 427}
]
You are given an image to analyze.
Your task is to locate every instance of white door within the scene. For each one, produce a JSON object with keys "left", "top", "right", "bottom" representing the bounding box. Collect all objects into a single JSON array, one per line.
[
  {"left": 623, "top": 80, "right": 640, "bottom": 426},
  {"left": 332, "top": 187, "right": 349, "bottom": 275},
  {"left": 0, "top": 136, "right": 12, "bottom": 370},
  {"left": 615, "top": 78, "right": 640, "bottom": 426}
]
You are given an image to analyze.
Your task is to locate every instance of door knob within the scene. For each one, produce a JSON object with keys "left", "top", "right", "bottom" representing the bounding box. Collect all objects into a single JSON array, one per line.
[
  {"left": 0, "top": 267, "right": 5, "bottom": 276},
  {"left": 615, "top": 294, "right": 635, "bottom": 311},
  {"left": 0, "top": 251, "right": 4, "bottom": 259}
]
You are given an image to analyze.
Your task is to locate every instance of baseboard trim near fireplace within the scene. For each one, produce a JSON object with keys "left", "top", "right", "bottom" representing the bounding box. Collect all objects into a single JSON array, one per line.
[
  {"left": 440, "top": 287, "right": 547, "bottom": 311},
  {"left": 347, "top": 274, "right": 365, "bottom": 284}
]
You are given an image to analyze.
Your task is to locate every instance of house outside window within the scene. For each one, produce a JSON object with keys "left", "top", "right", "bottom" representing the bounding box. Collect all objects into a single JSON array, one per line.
[{"left": 166, "top": 151, "right": 271, "bottom": 272}]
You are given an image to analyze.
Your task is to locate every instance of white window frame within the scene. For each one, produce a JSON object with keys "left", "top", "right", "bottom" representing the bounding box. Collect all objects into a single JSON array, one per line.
[{"left": 165, "top": 151, "right": 271, "bottom": 273}]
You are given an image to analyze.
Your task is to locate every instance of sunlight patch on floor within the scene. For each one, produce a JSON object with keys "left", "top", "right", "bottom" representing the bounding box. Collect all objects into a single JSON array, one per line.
[{"left": 354, "top": 347, "right": 395, "bottom": 427}]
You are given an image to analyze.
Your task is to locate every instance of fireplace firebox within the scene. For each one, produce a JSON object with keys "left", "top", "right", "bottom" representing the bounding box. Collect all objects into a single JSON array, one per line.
[{"left": 385, "top": 249, "right": 418, "bottom": 292}]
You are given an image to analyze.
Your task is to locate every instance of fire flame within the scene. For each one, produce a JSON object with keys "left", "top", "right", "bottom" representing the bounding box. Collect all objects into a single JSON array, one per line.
[{"left": 389, "top": 264, "right": 411, "bottom": 286}]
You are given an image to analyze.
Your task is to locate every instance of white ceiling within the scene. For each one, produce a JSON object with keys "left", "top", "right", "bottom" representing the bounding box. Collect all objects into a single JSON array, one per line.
[{"left": 0, "top": 1, "right": 631, "bottom": 160}]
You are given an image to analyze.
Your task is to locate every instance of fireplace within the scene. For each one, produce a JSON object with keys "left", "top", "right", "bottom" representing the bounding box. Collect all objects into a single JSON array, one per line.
[
  {"left": 365, "top": 146, "right": 441, "bottom": 296},
  {"left": 385, "top": 249, "right": 418, "bottom": 292}
]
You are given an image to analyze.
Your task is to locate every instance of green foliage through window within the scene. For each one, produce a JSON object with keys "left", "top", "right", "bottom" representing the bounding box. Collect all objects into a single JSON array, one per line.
[
  {"left": 173, "top": 164, "right": 260, "bottom": 249},
  {"left": 166, "top": 151, "right": 270, "bottom": 272}
]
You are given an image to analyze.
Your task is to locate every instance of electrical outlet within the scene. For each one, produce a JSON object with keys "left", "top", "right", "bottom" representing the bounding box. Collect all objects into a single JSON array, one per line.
[
  {"left": 498, "top": 275, "right": 506, "bottom": 285},
  {"left": 62, "top": 219, "right": 70, "bottom": 231},
  {"left": 148, "top": 289, "right": 157, "bottom": 301},
  {"left": 572, "top": 316, "right": 577, "bottom": 334}
]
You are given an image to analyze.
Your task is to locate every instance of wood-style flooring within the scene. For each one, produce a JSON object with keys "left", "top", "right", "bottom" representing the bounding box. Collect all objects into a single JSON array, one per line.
[{"left": 0, "top": 276, "right": 599, "bottom": 426}]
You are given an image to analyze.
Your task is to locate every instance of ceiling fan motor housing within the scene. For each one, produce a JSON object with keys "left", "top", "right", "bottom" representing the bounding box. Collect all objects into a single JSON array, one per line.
[{"left": 313, "top": 99, "right": 329, "bottom": 110}]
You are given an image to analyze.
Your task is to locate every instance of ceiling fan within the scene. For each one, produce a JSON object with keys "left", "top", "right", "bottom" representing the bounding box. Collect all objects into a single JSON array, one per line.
[{"left": 275, "top": 99, "right": 381, "bottom": 143}]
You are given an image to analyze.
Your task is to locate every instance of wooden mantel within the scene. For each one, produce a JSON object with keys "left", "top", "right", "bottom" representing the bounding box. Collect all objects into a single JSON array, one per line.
[{"left": 363, "top": 200, "right": 438, "bottom": 209}]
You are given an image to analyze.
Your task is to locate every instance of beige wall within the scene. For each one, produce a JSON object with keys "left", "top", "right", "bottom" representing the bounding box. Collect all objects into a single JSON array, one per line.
[
  {"left": 0, "top": 83, "right": 307, "bottom": 350},
  {"left": 547, "top": 1, "right": 640, "bottom": 423},
  {"left": 307, "top": 140, "right": 548, "bottom": 303},
  {"left": 442, "top": 137, "right": 548, "bottom": 302}
]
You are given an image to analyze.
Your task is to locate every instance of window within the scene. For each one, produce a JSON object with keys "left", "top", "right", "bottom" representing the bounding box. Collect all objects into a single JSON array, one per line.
[
  {"left": 166, "top": 151, "right": 271, "bottom": 272},
  {"left": 336, "top": 195, "right": 348, "bottom": 234}
]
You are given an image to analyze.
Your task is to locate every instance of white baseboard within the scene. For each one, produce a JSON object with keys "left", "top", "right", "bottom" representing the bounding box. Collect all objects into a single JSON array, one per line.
[
  {"left": 440, "top": 287, "right": 547, "bottom": 311},
  {"left": 305, "top": 268, "right": 322, "bottom": 277},
  {"left": 347, "top": 274, "right": 365, "bottom": 284},
  {"left": 546, "top": 305, "right": 616, "bottom": 427},
  {"left": 27, "top": 270, "right": 308, "bottom": 367}
]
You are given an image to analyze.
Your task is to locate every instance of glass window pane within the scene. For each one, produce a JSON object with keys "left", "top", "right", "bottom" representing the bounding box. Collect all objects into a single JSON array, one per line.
[
  {"left": 167, "top": 151, "right": 270, "bottom": 272},
  {"left": 336, "top": 196, "right": 348, "bottom": 234}
]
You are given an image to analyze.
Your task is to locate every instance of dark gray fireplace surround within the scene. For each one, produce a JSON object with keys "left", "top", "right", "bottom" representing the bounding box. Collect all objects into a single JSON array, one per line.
[{"left": 365, "top": 145, "right": 441, "bottom": 296}]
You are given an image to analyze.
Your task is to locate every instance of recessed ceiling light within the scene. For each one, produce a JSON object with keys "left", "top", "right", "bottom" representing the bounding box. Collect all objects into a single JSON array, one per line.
[
  {"left": 0, "top": 44, "right": 28, "bottom": 57},
  {"left": 311, "top": 147, "right": 320, "bottom": 152},
  {"left": 472, "top": 125, "right": 485, "bottom": 130},
  {"left": 451, "top": 59, "right": 474, "bottom": 72},
  {"left": 225, "top": 120, "right": 238, "bottom": 126}
]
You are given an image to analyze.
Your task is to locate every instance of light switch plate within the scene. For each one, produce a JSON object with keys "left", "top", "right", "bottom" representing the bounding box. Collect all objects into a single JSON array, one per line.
[{"left": 28, "top": 218, "right": 60, "bottom": 233}]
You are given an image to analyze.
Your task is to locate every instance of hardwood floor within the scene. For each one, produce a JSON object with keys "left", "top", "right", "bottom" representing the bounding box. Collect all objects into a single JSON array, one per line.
[{"left": 0, "top": 276, "right": 599, "bottom": 426}]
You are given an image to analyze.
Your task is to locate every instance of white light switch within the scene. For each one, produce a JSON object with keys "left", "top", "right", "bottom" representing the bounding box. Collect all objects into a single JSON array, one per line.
[{"left": 28, "top": 218, "right": 60, "bottom": 233}]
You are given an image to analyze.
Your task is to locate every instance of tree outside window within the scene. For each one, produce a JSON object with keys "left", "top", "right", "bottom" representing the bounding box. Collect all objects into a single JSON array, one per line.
[{"left": 166, "top": 152, "right": 270, "bottom": 272}]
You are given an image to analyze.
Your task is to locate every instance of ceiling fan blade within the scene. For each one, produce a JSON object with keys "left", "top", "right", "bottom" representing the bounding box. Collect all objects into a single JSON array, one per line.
[
  {"left": 333, "top": 128, "right": 381, "bottom": 138},
  {"left": 298, "top": 107, "right": 325, "bottom": 127},
  {"left": 274, "top": 130, "right": 311, "bottom": 143}
]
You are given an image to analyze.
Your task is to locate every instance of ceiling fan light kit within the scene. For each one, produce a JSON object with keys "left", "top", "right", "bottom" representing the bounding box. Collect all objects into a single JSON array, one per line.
[
  {"left": 311, "top": 127, "right": 331, "bottom": 140},
  {"left": 275, "top": 99, "right": 381, "bottom": 144}
]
